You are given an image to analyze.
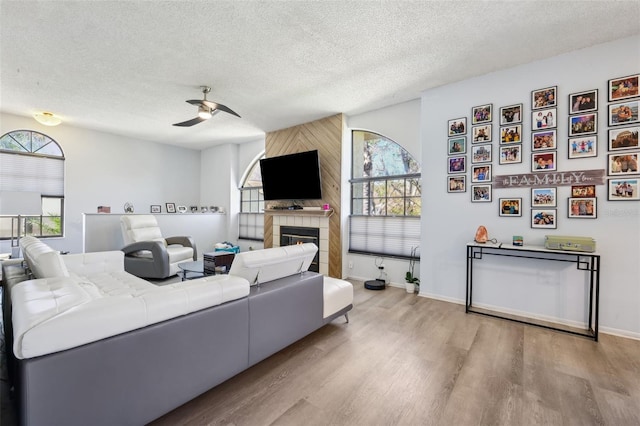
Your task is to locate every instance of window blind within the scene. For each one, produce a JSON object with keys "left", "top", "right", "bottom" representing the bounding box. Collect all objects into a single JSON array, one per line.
[
  {"left": 0, "top": 153, "right": 64, "bottom": 195},
  {"left": 238, "top": 213, "right": 264, "bottom": 241},
  {"left": 349, "top": 215, "right": 420, "bottom": 258}
]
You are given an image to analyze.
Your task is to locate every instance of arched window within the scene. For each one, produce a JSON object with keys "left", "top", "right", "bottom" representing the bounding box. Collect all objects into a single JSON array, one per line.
[
  {"left": 238, "top": 153, "right": 264, "bottom": 241},
  {"left": 350, "top": 130, "right": 420, "bottom": 258},
  {"left": 0, "top": 130, "right": 65, "bottom": 241}
]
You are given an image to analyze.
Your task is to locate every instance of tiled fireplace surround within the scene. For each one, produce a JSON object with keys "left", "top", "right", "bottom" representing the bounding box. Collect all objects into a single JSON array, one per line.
[{"left": 271, "top": 214, "right": 329, "bottom": 275}]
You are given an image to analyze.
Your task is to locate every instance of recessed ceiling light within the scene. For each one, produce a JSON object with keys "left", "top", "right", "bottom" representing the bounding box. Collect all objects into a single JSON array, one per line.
[{"left": 34, "top": 112, "right": 62, "bottom": 126}]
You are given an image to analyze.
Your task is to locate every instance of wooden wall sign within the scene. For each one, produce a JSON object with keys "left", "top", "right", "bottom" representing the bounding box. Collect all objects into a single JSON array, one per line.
[{"left": 494, "top": 169, "right": 605, "bottom": 189}]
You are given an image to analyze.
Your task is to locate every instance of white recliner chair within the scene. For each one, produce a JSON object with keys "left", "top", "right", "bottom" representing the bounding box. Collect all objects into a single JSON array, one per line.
[{"left": 120, "top": 215, "right": 196, "bottom": 279}]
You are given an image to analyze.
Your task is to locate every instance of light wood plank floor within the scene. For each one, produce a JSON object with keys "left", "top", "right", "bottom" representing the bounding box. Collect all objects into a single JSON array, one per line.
[{"left": 150, "top": 282, "right": 640, "bottom": 426}]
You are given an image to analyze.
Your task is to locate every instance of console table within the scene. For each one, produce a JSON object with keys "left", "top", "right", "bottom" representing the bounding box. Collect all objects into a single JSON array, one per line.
[{"left": 466, "top": 242, "right": 600, "bottom": 341}]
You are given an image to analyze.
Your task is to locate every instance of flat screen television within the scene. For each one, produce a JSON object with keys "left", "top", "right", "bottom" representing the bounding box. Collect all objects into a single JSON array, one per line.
[{"left": 260, "top": 150, "right": 322, "bottom": 201}]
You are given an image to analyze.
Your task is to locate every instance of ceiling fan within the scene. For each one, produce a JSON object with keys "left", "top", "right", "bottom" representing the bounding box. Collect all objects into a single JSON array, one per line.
[{"left": 173, "top": 86, "right": 240, "bottom": 127}]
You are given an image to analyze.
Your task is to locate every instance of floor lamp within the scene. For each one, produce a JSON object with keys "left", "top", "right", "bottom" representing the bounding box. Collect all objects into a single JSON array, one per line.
[{"left": 0, "top": 191, "right": 42, "bottom": 258}]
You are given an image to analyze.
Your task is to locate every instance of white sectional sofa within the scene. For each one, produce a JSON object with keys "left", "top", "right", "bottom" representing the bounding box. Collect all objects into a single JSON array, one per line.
[{"left": 3, "top": 236, "right": 353, "bottom": 426}]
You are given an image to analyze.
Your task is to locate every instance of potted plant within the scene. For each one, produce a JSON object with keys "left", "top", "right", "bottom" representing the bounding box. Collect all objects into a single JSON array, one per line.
[{"left": 405, "top": 246, "right": 419, "bottom": 293}]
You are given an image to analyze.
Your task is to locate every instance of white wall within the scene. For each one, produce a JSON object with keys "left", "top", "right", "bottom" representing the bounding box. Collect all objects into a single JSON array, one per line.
[
  {"left": 345, "top": 99, "right": 422, "bottom": 285},
  {"left": 0, "top": 112, "right": 201, "bottom": 254},
  {"left": 420, "top": 35, "right": 640, "bottom": 338}
]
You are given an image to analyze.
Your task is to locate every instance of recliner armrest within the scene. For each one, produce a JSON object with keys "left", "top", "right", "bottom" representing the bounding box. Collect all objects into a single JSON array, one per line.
[
  {"left": 165, "top": 236, "right": 197, "bottom": 260},
  {"left": 121, "top": 241, "right": 169, "bottom": 263}
]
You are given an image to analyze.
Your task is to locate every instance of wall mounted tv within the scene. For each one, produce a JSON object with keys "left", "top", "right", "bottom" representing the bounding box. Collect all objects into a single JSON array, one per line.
[{"left": 260, "top": 150, "right": 323, "bottom": 201}]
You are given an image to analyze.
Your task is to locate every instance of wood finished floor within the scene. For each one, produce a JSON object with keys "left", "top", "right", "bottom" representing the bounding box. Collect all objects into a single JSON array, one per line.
[{"left": 150, "top": 282, "right": 640, "bottom": 426}]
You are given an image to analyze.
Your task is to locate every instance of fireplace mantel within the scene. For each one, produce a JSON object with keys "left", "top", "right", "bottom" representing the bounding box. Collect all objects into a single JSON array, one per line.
[{"left": 264, "top": 208, "right": 333, "bottom": 217}]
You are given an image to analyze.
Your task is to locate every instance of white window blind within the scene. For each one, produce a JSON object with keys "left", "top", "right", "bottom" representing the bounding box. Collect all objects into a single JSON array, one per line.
[
  {"left": 0, "top": 153, "right": 64, "bottom": 195},
  {"left": 349, "top": 216, "right": 420, "bottom": 258},
  {"left": 238, "top": 213, "right": 264, "bottom": 241}
]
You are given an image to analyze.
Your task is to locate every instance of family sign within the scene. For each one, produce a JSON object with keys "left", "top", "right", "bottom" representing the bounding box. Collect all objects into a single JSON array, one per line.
[{"left": 494, "top": 169, "right": 605, "bottom": 189}]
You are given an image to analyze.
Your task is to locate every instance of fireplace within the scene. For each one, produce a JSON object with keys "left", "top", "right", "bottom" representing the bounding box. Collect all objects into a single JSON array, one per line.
[{"left": 280, "top": 226, "right": 320, "bottom": 273}]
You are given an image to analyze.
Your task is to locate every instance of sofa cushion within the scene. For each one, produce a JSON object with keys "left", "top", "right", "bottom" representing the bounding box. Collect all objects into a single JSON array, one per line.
[{"left": 323, "top": 277, "right": 354, "bottom": 318}]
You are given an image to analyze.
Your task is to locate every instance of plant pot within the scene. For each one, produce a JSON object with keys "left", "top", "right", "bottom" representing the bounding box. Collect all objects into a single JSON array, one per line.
[{"left": 405, "top": 282, "right": 415, "bottom": 293}]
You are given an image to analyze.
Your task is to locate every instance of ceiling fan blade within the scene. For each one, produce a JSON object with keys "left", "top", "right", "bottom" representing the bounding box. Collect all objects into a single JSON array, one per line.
[
  {"left": 200, "top": 100, "right": 241, "bottom": 118},
  {"left": 172, "top": 116, "right": 206, "bottom": 127}
]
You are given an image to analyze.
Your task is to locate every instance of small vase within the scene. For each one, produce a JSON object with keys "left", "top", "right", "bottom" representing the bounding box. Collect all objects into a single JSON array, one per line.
[{"left": 405, "top": 282, "right": 415, "bottom": 293}]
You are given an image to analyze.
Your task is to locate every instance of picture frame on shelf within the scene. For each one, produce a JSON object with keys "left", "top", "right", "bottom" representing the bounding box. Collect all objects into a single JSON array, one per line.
[
  {"left": 500, "top": 125, "right": 522, "bottom": 144},
  {"left": 532, "top": 107, "right": 557, "bottom": 130},
  {"left": 531, "top": 86, "right": 557, "bottom": 110},
  {"left": 472, "top": 124, "right": 492, "bottom": 143},
  {"left": 472, "top": 103, "right": 493, "bottom": 125},
  {"left": 608, "top": 100, "right": 639, "bottom": 126},
  {"left": 568, "top": 197, "right": 597, "bottom": 219},
  {"left": 177, "top": 205, "right": 187, "bottom": 213},
  {"left": 499, "top": 103, "right": 523, "bottom": 125},
  {"left": 608, "top": 152, "right": 639, "bottom": 176},
  {"left": 499, "top": 145, "right": 522, "bottom": 165},
  {"left": 532, "top": 129, "right": 556, "bottom": 151},
  {"left": 150, "top": 205, "right": 161, "bottom": 214},
  {"left": 499, "top": 198, "right": 522, "bottom": 217},
  {"left": 190, "top": 206, "right": 198, "bottom": 213},
  {"left": 569, "top": 113, "right": 597, "bottom": 136},
  {"left": 531, "top": 187, "right": 556, "bottom": 207},
  {"left": 532, "top": 151, "right": 556, "bottom": 172},
  {"left": 569, "top": 89, "right": 598, "bottom": 114},
  {"left": 471, "top": 184, "right": 492, "bottom": 202},
  {"left": 571, "top": 185, "right": 596, "bottom": 198},
  {"left": 531, "top": 209, "right": 556, "bottom": 229},
  {"left": 471, "top": 144, "right": 492, "bottom": 163},
  {"left": 166, "top": 203, "right": 176, "bottom": 213},
  {"left": 568, "top": 135, "right": 597, "bottom": 159},
  {"left": 448, "top": 155, "right": 466, "bottom": 174},
  {"left": 448, "top": 117, "right": 467, "bottom": 136},
  {"left": 608, "top": 178, "right": 639, "bottom": 201},
  {"left": 201, "top": 206, "right": 209, "bottom": 213},
  {"left": 608, "top": 74, "right": 639, "bottom": 102},
  {"left": 471, "top": 164, "right": 492, "bottom": 183},
  {"left": 448, "top": 136, "right": 467, "bottom": 155},
  {"left": 609, "top": 126, "right": 639, "bottom": 151},
  {"left": 447, "top": 175, "right": 466, "bottom": 193}
]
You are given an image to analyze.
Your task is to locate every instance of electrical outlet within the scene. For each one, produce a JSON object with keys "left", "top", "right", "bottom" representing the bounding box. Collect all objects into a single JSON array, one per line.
[{"left": 348, "top": 261, "right": 353, "bottom": 269}]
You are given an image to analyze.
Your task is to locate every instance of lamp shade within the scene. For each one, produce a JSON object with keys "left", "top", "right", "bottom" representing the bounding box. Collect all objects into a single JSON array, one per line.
[{"left": 0, "top": 191, "right": 42, "bottom": 215}]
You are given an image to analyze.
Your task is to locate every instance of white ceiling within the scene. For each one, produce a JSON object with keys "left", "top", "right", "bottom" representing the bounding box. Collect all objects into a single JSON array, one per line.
[{"left": 1, "top": 1, "right": 638, "bottom": 150}]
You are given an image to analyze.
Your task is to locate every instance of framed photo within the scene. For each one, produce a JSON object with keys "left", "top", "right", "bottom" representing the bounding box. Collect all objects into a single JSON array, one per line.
[
  {"left": 571, "top": 185, "right": 595, "bottom": 198},
  {"left": 471, "top": 164, "right": 492, "bottom": 183},
  {"left": 150, "top": 205, "right": 161, "bottom": 213},
  {"left": 471, "top": 184, "right": 492, "bottom": 202},
  {"left": 568, "top": 135, "right": 597, "bottom": 159},
  {"left": 190, "top": 206, "right": 198, "bottom": 213},
  {"left": 532, "top": 86, "right": 557, "bottom": 110},
  {"left": 472, "top": 104, "right": 492, "bottom": 124},
  {"left": 608, "top": 178, "right": 639, "bottom": 201},
  {"left": 568, "top": 197, "right": 597, "bottom": 219},
  {"left": 531, "top": 188, "right": 556, "bottom": 207},
  {"left": 499, "top": 145, "right": 522, "bottom": 165},
  {"left": 448, "top": 117, "right": 467, "bottom": 136},
  {"left": 608, "top": 74, "right": 639, "bottom": 102},
  {"left": 609, "top": 100, "right": 639, "bottom": 126},
  {"left": 532, "top": 108, "right": 557, "bottom": 130},
  {"left": 471, "top": 144, "right": 492, "bottom": 163},
  {"left": 448, "top": 155, "right": 466, "bottom": 174},
  {"left": 569, "top": 89, "right": 598, "bottom": 114},
  {"left": 608, "top": 152, "right": 639, "bottom": 176},
  {"left": 500, "top": 125, "right": 522, "bottom": 144},
  {"left": 609, "top": 126, "right": 639, "bottom": 151},
  {"left": 499, "top": 198, "right": 522, "bottom": 217},
  {"left": 499, "top": 103, "right": 523, "bottom": 125},
  {"left": 166, "top": 203, "right": 176, "bottom": 213},
  {"left": 532, "top": 151, "right": 556, "bottom": 172},
  {"left": 447, "top": 175, "right": 466, "bottom": 193},
  {"left": 531, "top": 209, "right": 557, "bottom": 229},
  {"left": 472, "top": 124, "right": 492, "bottom": 143},
  {"left": 532, "top": 129, "right": 556, "bottom": 151},
  {"left": 448, "top": 136, "right": 467, "bottom": 155},
  {"left": 569, "top": 113, "right": 597, "bottom": 136}
]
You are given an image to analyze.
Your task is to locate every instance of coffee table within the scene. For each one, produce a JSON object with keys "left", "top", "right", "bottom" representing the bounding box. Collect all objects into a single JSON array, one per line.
[{"left": 178, "top": 260, "right": 210, "bottom": 281}]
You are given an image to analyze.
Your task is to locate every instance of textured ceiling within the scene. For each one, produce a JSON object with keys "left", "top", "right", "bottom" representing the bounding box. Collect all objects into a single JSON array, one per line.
[{"left": 1, "top": 1, "right": 639, "bottom": 150}]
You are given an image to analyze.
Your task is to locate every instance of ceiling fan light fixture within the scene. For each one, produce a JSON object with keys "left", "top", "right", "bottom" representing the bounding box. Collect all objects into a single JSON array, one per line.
[
  {"left": 198, "top": 106, "right": 212, "bottom": 119},
  {"left": 34, "top": 112, "right": 62, "bottom": 126}
]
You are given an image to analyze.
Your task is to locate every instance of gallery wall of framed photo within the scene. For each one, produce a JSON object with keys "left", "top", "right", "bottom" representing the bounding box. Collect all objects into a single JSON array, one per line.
[{"left": 445, "top": 72, "right": 639, "bottom": 228}]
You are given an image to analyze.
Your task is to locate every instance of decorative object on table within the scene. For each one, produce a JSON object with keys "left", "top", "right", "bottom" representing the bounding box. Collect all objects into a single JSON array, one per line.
[
  {"left": 531, "top": 209, "right": 557, "bottom": 229},
  {"left": 472, "top": 124, "right": 492, "bottom": 143},
  {"left": 568, "top": 197, "right": 597, "bottom": 219},
  {"left": 569, "top": 113, "right": 597, "bottom": 136},
  {"left": 532, "top": 107, "right": 557, "bottom": 130},
  {"left": 447, "top": 175, "right": 466, "bottom": 193},
  {"left": 177, "top": 205, "right": 187, "bottom": 213},
  {"left": 166, "top": 203, "right": 176, "bottom": 213},
  {"left": 512, "top": 236, "right": 523, "bottom": 246},
  {"left": 607, "top": 151, "right": 639, "bottom": 176},
  {"left": 150, "top": 205, "right": 161, "bottom": 213},
  {"left": 200, "top": 206, "right": 208, "bottom": 213},
  {"left": 569, "top": 89, "right": 598, "bottom": 114},
  {"left": 214, "top": 242, "right": 240, "bottom": 253},
  {"left": 404, "top": 246, "right": 420, "bottom": 294},
  {"left": 544, "top": 235, "right": 596, "bottom": 252},
  {"left": 608, "top": 73, "right": 639, "bottom": 102},
  {"left": 607, "top": 177, "right": 639, "bottom": 201},
  {"left": 499, "top": 198, "right": 522, "bottom": 217},
  {"left": 531, "top": 151, "right": 556, "bottom": 172},
  {"left": 471, "top": 103, "right": 492, "bottom": 125},
  {"left": 471, "top": 184, "right": 492, "bottom": 202},
  {"left": 448, "top": 117, "right": 467, "bottom": 136},
  {"left": 474, "top": 225, "right": 489, "bottom": 243},
  {"left": 123, "top": 202, "right": 134, "bottom": 213},
  {"left": 608, "top": 126, "right": 639, "bottom": 151},
  {"left": 448, "top": 136, "right": 467, "bottom": 155},
  {"left": 499, "top": 103, "right": 522, "bottom": 125},
  {"left": 531, "top": 85, "right": 557, "bottom": 110},
  {"left": 568, "top": 135, "right": 597, "bottom": 159},
  {"left": 531, "top": 188, "right": 556, "bottom": 207},
  {"left": 322, "top": 203, "right": 330, "bottom": 210},
  {"left": 499, "top": 145, "right": 522, "bottom": 165},
  {"left": 608, "top": 100, "right": 639, "bottom": 126},
  {"left": 97, "top": 206, "right": 111, "bottom": 213}
]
